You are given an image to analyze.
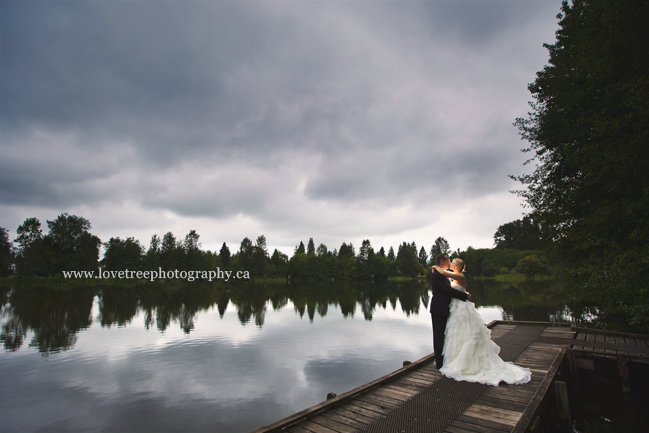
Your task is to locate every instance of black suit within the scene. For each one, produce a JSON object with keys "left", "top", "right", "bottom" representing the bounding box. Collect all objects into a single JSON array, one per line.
[{"left": 430, "top": 268, "right": 468, "bottom": 368}]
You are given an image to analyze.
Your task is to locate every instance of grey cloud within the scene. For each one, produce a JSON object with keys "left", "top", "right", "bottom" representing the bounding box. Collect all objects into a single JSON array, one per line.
[{"left": 0, "top": 0, "right": 561, "bottom": 246}]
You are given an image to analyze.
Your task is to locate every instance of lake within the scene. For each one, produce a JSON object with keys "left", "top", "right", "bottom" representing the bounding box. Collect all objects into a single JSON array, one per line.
[{"left": 0, "top": 278, "right": 571, "bottom": 433}]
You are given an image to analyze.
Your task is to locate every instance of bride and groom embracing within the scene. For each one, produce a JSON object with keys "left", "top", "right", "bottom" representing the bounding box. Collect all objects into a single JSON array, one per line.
[{"left": 430, "top": 254, "right": 531, "bottom": 386}]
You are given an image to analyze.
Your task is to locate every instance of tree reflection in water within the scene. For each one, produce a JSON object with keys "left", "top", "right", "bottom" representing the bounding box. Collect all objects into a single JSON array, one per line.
[
  {"left": 0, "top": 282, "right": 94, "bottom": 356},
  {"left": 3, "top": 277, "right": 616, "bottom": 356}
]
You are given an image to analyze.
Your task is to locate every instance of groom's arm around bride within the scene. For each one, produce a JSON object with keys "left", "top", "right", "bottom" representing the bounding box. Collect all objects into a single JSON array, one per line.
[{"left": 429, "top": 254, "right": 469, "bottom": 368}]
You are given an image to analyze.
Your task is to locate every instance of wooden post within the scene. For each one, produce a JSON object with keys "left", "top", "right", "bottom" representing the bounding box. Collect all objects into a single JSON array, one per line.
[
  {"left": 567, "top": 350, "right": 579, "bottom": 388},
  {"left": 618, "top": 354, "right": 631, "bottom": 393},
  {"left": 555, "top": 380, "right": 571, "bottom": 430}
]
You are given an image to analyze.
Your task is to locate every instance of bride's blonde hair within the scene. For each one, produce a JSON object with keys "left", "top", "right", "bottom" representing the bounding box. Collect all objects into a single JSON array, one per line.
[{"left": 452, "top": 258, "right": 466, "bottom": 273}]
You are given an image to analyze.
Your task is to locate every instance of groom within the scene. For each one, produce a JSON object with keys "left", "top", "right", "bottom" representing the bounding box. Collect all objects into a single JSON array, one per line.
[{"left": 430, "top": 254, "right": 471, "bottom": 369}]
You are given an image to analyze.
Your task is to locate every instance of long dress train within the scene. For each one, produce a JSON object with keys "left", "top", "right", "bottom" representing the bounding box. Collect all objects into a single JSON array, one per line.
[{"left": 439, "top": 282, "right": 531, "bottom": 386}]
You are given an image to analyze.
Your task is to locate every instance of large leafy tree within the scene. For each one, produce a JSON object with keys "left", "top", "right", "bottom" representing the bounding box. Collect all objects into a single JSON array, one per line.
[
  {"left": 494, "top": 216, "right": 543, "bottom": 250},
  {"left": 46, "top": 213, "right": 101, "bottom": 272},
  {"left": 14, "top": 218, "right": 51, "bottom": 276},
  {"left": 103, "top": 237, "right": 144, "bottom": 271},
  {"left": 513, "top": 0, "right": 649, "bottom": 327}
]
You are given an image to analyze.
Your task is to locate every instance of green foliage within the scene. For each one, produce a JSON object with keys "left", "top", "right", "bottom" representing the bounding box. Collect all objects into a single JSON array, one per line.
[
  {"left": 338, "top": 242, "right": 355, "bottom": 259},
  {"left": 270, "top": 249, "right": 288, "bottom": 277},
  {"left": 219, "top": 242, "right": 231, "bottom": 267},
  {"left": 14, "top": 237, "right": 55, "bottom": 277},
  {"left": 516, "top": 255, "right": 552, "bottom": 278},
  {"left": 429, "top": 236, "right": 451, "bottom": 261},
  {"left": 459, "top": 247, "right": 546, "bottom": 277},
  {"left": 418, "top": 246, "right": 428, "bottom": 265},
  {"left": 232, "top": 237, "right": 254, "bottom": 273},
  {"left": 306, "top": 238, "right": 315, "bottom": 256},
  {"left": 316, "top": 243, "right": 328, "bottom": 256},
  {"left": 143, "top": 234, "right": 161, "bottom": 270},
  {"left": 513, "top": 0, "right": 649, "bottom": 327},
  {"left": 16, "top": 214, "right": 101, "bottom": 274},
  {"left": 252, "top": 235, "right": 269, "bottom": 276},
  {"left": 103, "top": 237, "right": 144, "bottom": 271},
  {"left": 15, "top": 217, "right": 42, "bottom": 253},
  {"left": 0, "top": 227, "right": 13, "bottom": 277},
  {"left": 46, "top": 214, "right": 99, "bottom": 270},
  {"left": 494, "top": 216, "right": 543, "bottom": 250},
  {"left": 294, "top": 241, "right": 306, "bottom": 256},
  {"left": 396, "top": 242, "right": 422, "bottom": 277},
  {"left": 160, "top": 232, "right": 181, "bottom": 270}
]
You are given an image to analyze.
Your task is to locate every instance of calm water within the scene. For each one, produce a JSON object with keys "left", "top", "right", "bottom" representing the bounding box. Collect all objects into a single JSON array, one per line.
[{"left": 0, "top": 279, "right": 570, "bottom": 433}]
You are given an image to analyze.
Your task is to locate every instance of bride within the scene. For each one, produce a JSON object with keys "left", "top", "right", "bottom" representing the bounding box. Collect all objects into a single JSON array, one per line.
[{"left": 431, "top": 258, "right": 531, "bottom": 386}]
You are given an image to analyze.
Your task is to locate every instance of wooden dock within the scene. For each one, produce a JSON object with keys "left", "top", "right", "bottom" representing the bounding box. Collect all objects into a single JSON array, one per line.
[{"left": 250, "top": 320, "right": 649, "bottom": 433}]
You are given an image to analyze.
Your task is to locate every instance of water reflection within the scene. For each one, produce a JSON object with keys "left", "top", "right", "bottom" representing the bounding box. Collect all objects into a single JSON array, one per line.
[
  {"left": 467, "top": 279, "right": 570, "bottom": 323},
  {"left": 0, "top": 278, "right": 576, "bottom": 356},
  {"left": 0, "top": 283, "right": 94, "bottom": 356},
  {"left": 0, "top": 278, "right": 588, "bottom": 433}
]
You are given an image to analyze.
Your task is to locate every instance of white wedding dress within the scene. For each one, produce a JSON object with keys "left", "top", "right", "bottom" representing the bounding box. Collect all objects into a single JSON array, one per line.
[{"left": 439, "top": 282, "right": 532, "bottom": 386}]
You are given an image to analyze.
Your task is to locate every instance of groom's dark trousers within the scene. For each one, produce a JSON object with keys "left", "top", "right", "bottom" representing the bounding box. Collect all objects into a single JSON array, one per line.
[{"left": 430, "top": 269, "right": 468, "bottom": 369}]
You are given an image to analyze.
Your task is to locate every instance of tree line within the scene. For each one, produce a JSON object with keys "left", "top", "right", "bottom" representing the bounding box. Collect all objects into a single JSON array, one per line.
[{"left": 1, "top": 212, "right": 549, "bottom": 281}]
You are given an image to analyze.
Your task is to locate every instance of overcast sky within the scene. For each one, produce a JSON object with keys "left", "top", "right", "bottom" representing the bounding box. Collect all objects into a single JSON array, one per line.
[{"left": 1, "top": 0, "right": 562, "bottom": 257}]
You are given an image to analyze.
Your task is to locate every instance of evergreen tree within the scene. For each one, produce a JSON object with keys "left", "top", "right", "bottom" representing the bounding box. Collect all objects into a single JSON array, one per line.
[
  {"left": 396, "top": 242, "right": 421, "bottom": 276},
  {"left": 219, "top": 242, "right": 231, "bottom": 267},
  {"left": 418, "top": 246, "right": 429, "bottom": 265},
  {"left": 338, "top": 242, "right": 355, "bottom": 259},
  {"left": 270, "top": 249, "right": 289, "bottom": 276},
  {"left": 143, "top": 234, "right": 161, "bottom": 270},
  {"left": 307, "top": 238, "right": 316, "bottom": 256},
  {"left": 294, "top": 241, "right": 306, "bottom": 255}
]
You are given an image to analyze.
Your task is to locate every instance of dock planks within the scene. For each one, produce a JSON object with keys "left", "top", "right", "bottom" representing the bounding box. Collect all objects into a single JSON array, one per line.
[{"left": 251, "top": 321, "right": 648, "bottom": 433}]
